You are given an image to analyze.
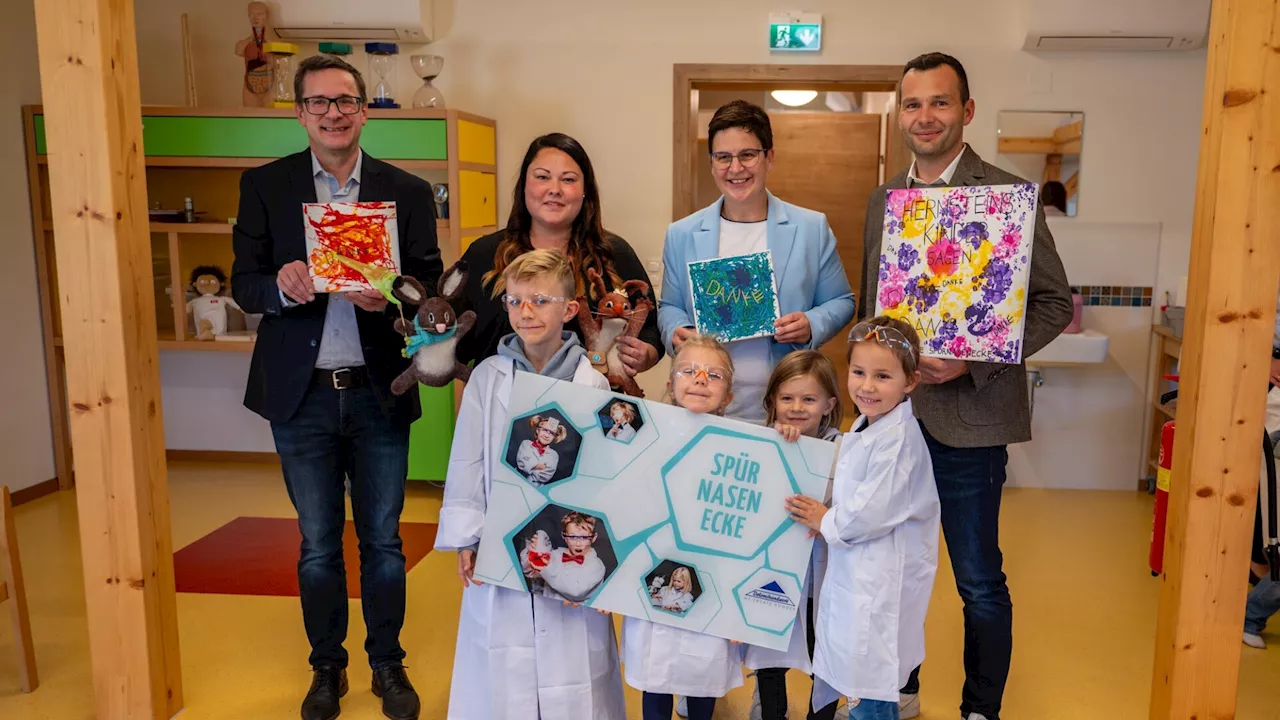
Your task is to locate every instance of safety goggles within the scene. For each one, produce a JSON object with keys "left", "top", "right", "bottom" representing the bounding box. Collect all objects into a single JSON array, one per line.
[
  {"left": 501, "top": 293, "right": 567, "bottom": 310},
  {"left": 673, "top": 362, "right": 729, "bottom": 383},
  {"left": 848, "top": 321, "right": 917, "bottom": 358}
]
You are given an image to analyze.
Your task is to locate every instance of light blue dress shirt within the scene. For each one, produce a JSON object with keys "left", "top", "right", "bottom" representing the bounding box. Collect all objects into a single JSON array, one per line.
[{"left": 281, "top": 151, "right": 368, "bottom": 369}]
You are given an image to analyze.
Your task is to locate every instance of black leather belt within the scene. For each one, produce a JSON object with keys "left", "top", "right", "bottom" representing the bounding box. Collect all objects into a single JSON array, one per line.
[{"left": 313, "top": 366, "right": 369, "bottom": 390}]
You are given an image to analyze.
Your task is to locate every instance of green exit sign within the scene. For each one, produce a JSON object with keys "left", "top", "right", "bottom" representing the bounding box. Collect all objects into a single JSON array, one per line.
[{"left": 769, "top": 13, "right": 822, "bottom": 52}]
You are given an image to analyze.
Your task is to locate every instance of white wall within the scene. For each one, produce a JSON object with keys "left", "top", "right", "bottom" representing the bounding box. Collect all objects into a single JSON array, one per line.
[
  {"left": 5, "top": 0, "right": 1207, "bottom": 476},
  {"left": 1, "top": 0, "right": 55, "bottom": 491}
]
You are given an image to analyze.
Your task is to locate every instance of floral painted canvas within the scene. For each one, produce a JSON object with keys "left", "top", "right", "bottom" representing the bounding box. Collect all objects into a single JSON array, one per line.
[
  {"left": 875, "top": 184, "right": 1038, "bottom": 364},
  {"left": 304, "top": 202, "right": 401, "bottom": 293}
]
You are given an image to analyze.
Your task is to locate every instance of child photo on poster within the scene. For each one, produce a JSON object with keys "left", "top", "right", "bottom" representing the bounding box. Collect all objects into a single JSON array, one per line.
[
  {"left": 504, "top": 409, "right": 583, "bottom": 487},
  {"left": 514, "top": 505, "right": 619, "bottom": 603}
]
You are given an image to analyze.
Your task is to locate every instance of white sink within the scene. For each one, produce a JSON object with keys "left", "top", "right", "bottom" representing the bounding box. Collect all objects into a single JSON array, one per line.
[{"left": 1027, "top": 329, "right": 1109, "bottom": 366}]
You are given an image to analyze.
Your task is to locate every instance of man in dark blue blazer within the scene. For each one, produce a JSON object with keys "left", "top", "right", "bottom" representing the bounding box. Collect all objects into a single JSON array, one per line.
[{"left": 231, "top": 54, "right": 441, "bottom": 720}]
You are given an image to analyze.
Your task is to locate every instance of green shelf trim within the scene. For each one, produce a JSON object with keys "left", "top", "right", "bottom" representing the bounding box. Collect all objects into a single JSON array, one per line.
[
  {"left": 33, "top": 115, "right": 447, "bottom": 160},
  {"left": 408, "top": 382, "right": 456, "bottom": 482}
]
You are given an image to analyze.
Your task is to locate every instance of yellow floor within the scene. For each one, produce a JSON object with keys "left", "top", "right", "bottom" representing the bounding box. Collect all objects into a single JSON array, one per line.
[{"left": 0, "top": 463, "right": 1277, "bottom": 719}]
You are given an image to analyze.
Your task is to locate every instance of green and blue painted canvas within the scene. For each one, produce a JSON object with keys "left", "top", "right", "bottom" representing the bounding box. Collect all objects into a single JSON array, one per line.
[{"left": 687, "top": 252, "right": 781, "bottom": 343}]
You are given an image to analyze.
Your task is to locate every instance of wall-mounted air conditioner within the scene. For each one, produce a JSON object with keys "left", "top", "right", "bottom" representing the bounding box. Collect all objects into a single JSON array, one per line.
[
  {"left": 1025, "top": 0, "right": 1209, "bottom": 51},
  {"left": 273, "top": 0, "right": 433, "bottom": 43}
]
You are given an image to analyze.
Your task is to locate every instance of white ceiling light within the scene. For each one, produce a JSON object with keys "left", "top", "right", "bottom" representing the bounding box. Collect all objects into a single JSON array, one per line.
[{"left": 771, "top": 90, "right": 818, "bottom": 107}]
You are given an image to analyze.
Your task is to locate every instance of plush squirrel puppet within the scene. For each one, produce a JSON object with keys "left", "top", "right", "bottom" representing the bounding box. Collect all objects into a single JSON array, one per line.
[
  {"left": 389, "top": 261, "right": 476, "bottom": 394},
  {"left": 576, "top": 268, "right": 653, "bottom": 398}
]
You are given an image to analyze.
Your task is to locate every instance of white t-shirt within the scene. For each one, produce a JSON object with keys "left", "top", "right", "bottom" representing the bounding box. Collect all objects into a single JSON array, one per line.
[{"left": 717, "top": 218, "right": 772, "bottom": 423}]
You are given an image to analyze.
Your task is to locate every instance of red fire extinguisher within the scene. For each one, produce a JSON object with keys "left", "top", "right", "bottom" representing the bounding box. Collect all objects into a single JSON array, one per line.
[{"left": 1149, "top": 420, "right": 1175, "bottom": 576}]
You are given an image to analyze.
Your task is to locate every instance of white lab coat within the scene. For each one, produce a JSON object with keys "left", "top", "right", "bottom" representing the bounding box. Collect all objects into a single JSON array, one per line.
[
  {"left": 811, "top": 398, "right": 940, "bottom": 705},
  {"left": 605, "top": 421, "right": 637, "bottom": 443},
  {"left": 539, "top": 548, "right": 607, "bottom": 603},
  {"left": 743, "top": 426, "right": 844, "bottom": 673},
  {"left": 649, "top": 586, "right": 694, "bottom": 613},
  {"left": 434, "top": 355, "right": 625, "bottom": 720},
  {"left": 516, "top": 439, "right": 560, "bottom": 485},
  {"left": 622, "top": 615, "right": 745, "bottom": 698}
]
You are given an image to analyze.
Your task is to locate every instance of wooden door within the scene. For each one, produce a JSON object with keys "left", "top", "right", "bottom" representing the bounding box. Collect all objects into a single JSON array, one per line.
[
  {"left": 885, "top": 105, "right": 913, "bottom": 180},
  {"left": 766, "top": 112, "right": 882, "bottom": 403}
]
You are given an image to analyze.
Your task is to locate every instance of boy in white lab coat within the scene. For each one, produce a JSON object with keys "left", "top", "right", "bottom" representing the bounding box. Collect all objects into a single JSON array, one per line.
[
  {"left": 434, "top": 249, "right": 626, "bottom": 720},
  {"left": 536, "top": 512, "right": 608, "bottom": 603},
  {"left": 785, "top": 317, "right": 941, "bottom": 720}
]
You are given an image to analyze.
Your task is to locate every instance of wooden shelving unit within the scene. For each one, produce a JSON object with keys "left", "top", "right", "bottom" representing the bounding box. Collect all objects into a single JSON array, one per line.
[
  {"left": 1143, "top": 324, "right": 1183, "bottom": 490},
  {"left": 25, "top": 105, "right": 499, "bottom": 487}
]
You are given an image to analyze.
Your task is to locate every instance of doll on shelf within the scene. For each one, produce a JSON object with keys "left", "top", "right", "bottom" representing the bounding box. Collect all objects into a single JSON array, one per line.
[
  {"left": 234, "top": 1, "right": 273, "bottom": 107},
  {"left": 187, "top": 265, "right": 241, "bottom": 340}
]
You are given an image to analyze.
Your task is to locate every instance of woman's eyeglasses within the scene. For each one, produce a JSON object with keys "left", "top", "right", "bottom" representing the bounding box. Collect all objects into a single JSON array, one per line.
[
  {"left": 710, "top": 148, "right": 765, "bottom": 169},
  {"left": 501, "top": 293, "right": 567, "bottom": 310},
  {"left": 301, "top": 95, "right": 364, "bottom": 115}
]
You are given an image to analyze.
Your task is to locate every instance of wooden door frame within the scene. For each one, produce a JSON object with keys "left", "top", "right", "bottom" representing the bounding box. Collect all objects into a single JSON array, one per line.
[{"left": 672, "top": 63, "right": 902, "bottom": 221}]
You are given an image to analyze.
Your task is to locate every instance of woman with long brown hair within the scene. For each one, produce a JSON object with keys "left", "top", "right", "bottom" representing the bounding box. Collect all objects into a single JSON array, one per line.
[{"left": 455, "top": 133, "right": 663, "bottom": 382}]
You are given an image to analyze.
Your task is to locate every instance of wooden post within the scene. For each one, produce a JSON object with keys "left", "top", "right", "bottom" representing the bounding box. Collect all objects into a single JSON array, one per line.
[
  {"left": 1150, "top": 0, "right": 1280, "bottom": 717},
  {"left": 31, "top": 0, "right": 184, "bottom": 718}
]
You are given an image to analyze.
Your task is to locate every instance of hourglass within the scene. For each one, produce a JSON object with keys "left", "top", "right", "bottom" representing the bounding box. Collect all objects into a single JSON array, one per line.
[
  {"left": 262, "top": 42, "right": 300, "bottom": 108},
  {"left": 365, "top": 42, "right": 401, "bottom": 108},
  {"left": 410, "top": 55, "right": 446, "bottom": 109}
]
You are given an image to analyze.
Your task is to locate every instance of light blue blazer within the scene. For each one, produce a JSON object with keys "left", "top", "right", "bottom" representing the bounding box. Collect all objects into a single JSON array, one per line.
[{"left": 658, "top": 192, "right": 856, "bottom": 362}]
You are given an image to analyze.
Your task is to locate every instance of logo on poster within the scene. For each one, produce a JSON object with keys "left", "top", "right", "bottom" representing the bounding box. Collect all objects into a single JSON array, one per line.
[{"left": 745, "top": 580, "right": 795, "bottom": 608}]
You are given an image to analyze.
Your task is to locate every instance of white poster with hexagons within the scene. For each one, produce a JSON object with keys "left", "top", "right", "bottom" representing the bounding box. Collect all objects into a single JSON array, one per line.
[{"left": 473, "top": 371, "right": 836, "bottom": 651}]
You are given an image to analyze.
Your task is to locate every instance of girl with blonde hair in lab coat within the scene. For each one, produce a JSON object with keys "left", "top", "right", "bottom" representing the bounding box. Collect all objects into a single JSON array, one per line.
[
  {"left": 434, "top": 249, "right": 626, "bottom": 720},
  {"left": 649, "top": 565, "right": 696, "bottom": 614},
  {"left": 747, "top": 349, "right": 845, "bottom": 720},
  {"left": 786, "top": 317, "right": 940, "bottom": 720},
  {"left": 516, "top": 414, "right": 568, "bottom": 485},
  {"left": 624, "top": 335, "right": 744, "bottom": 720}
]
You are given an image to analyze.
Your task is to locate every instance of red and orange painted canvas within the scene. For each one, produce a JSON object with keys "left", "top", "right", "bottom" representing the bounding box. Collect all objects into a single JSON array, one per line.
[{"left": 304, "top": 201, "right": 401, "bottom": 292}]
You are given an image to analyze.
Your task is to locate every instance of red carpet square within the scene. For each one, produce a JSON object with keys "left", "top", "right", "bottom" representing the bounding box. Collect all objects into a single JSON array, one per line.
[{"left": 175, "top": 516, "right": 437, "bottom": 597}]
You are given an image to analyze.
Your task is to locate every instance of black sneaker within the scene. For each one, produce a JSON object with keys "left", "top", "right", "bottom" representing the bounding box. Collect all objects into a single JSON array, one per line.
[
  {"left": 372, "top": 665, "right": 420, "bottom": 720},
  {"left": 301, "top": 666, "right": 347, "bottom": 720}
]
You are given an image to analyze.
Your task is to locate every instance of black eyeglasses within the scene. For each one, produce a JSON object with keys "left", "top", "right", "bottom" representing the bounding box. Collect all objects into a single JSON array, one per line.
[
  {"left": 710, "top": 148, "right": 765, "bottom": 169},
  {"left": 301, "top": 96, "right": 364, "bottom": 116}
]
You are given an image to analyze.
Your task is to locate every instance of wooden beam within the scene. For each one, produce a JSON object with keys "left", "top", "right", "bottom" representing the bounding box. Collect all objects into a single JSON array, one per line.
[
  {"left": 997, "top": 136, "right": 1058, "bottom": 154},
  {"left": 32, "top": 0, "right": 184, "bottom": 717},
  {"left": 1150, "top": 0, "right": 1280, "bottom": 717},
  {"left": 1042, "top": 154, "right": 1063, "bottom": 185},
  {"left": 1051, "top": 119, "right": 1083, "bottom": 144},
  {"left": 1, "top": 486, "right": 38, "bottom": 692}
]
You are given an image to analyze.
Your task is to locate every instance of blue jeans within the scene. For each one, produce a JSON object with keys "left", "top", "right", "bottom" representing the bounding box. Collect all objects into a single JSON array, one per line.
[
  {"left": 916, "top": 424, "right": 1013, "bottom": 720},
  {"left": 643, "top": 693, "right": 714, "bottom": 720},
  {"left": 271, "top": 382, "right": 410, "bottom": 670},
  {"left": 811, "top": 699, "right": 899, "bottom": 720},
  {"left": 1245, "top": 577, "right": 1280, "bottom": 635}
]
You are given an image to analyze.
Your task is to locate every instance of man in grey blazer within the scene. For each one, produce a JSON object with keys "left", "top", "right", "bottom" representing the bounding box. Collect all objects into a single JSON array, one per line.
[{"left": 858, "top": 53, "right": 1073, "bottom": 720}]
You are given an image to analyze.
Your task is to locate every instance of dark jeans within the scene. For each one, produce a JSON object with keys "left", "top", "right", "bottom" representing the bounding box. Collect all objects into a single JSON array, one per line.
[
  {"left": 643, "top": 693, "right": 715, "bottom": 720},
  {"left": 906, "top": 424, "right": 1012, "bottom": 720},
  {"left": 758, "top": 598, "right": 817, "bottom": 720},
  {"left": 271, "top": 381, "right": 410, "bottom": 670}
]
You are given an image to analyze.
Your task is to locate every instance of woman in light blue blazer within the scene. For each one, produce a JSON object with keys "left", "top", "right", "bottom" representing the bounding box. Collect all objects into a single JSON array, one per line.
[{"left": 658, "top": 100, "right": 856, "bottom": 424}]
